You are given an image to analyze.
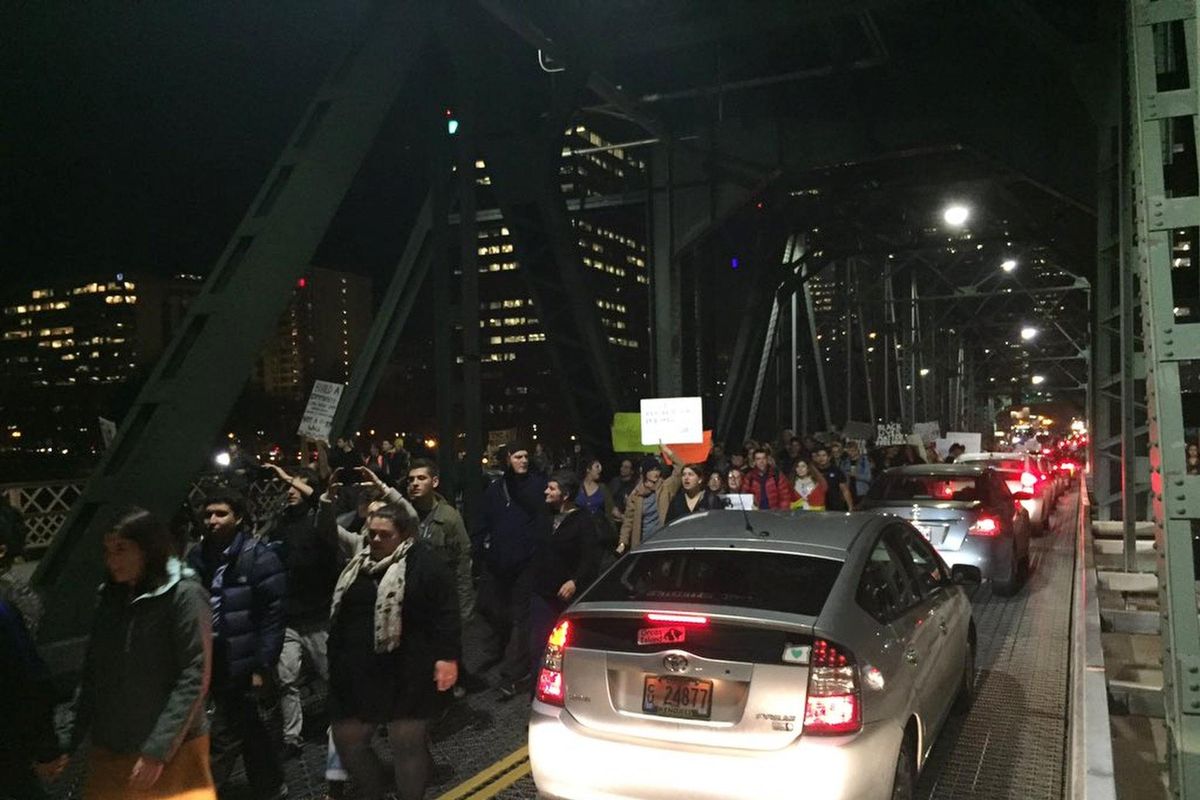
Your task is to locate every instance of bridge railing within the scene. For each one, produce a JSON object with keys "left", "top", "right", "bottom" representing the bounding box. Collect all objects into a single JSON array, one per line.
[{"left": 3, "top": 474, "right": 293, "bottom": 556}]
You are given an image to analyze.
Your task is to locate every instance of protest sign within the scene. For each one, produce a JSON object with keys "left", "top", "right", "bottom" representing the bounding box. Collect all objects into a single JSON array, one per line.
[
  {"left": 640, "top": 397, "right": 703, "bottom": 445},
  {"left": 944, "top": 431, "right": 982, "bottom": 454},
  {"left": 611, "top": 413, "right": 658, "bottom": 453},
  {"left": 913, "top": 421, "right": 941, "bottom": 444},
  {"left": 297, "top": 380, "right": 344, "bottom": 444},
  {"left": 98, "top": 417, "right": 117, "bottom": 449},
  {"left": 876, "top": 422, "right": 907, "bottom": 446}
]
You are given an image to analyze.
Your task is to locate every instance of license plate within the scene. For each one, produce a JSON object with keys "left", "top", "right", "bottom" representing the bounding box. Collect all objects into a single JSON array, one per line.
[
  {"left": 913, "top": 523, "right": 945, "bottom": 545},
  {"left": 642, "top": 676, "right": 713, "bottom": 720}
]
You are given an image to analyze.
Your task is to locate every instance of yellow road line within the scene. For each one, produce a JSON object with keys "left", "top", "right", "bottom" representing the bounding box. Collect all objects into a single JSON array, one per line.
[{"left": 435, "top": 745, "right": 531, "bottom": 800}]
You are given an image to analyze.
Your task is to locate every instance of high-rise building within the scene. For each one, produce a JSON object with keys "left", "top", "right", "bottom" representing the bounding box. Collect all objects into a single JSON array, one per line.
[
  {"left": 0, "top": 273, "right": 204, "bottom": 388},
  {"left": 467, "top": 123, "right": 651, "bottom": 437},
  {"left": 0, "top": 273, "right": 204, "bottom": 449},
  {"left": 257, "top": 266, "right": 372, "bottom": 402}
]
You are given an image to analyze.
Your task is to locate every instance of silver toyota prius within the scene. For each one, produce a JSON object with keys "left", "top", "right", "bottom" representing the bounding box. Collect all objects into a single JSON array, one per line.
[
  {"left": 528, "top": 510, "right": 980, "bottom": 800},
  {"left": 858, "top": 463, "right": 1032, "bottom": 595}
]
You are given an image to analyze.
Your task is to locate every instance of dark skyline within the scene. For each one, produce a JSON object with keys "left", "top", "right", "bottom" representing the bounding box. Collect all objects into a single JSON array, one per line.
[{"left": 3, "top": 1, "right": 372, "bottom": 288}]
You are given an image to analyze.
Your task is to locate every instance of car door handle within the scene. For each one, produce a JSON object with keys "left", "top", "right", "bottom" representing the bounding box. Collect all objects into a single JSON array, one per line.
[{"left": 905, "top": 648, "right": 920, "bottom": 665}]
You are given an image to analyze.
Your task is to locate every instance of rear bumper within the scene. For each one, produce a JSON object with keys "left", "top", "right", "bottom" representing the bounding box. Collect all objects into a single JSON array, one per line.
[
  {"left": 938, "top": 535, "right": 1014, "bottom": 582},
  {"left": 528, "top": 701, "right": 901, "bottom": 800}
]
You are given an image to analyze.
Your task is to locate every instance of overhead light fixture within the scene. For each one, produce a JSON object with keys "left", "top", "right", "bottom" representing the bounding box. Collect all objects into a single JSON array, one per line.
[
  {"left": 942, "top": 204, "right": 970, "bottom": 227},
  {"left": 1031, "top": 375, "right": 1045, "bottom": 385},
  {"left": 1020, "top": 326, "right": 1038, "bottom": 341},
  {"left": 1001, "top": 259, "right": 1018, "bottom": 272}
]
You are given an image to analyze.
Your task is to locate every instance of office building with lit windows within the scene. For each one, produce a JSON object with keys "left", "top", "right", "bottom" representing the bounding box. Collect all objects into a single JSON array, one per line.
[
  {"left": 257, "top": 266, "right": 372, "bottom": 401},
  {"left": 468, "top": 124, "right": 652, "bottom": 435}
]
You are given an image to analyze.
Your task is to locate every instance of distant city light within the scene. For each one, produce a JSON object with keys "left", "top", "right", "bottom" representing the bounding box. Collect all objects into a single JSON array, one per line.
[
  {"left": 424, "top": 437, "right": 438, "bottom": 449},
  {"left": 215, "top": 451, "right": 232, "bottom": 467},
  {"left": 731, "top": 257, "right": 740, "bottom": 270},
  {"left": 1020, "top": 326, "right": 1038, "bottom": 341},
  {"left": 1001, "top": 259, "right": 1018, "bottom": 272},
  {"left": 919, "top": 368, "right": 931, "bottom": 376},
  {"left": 942, "top": 204, "right": 970, "bottom": 226},
  {"left": 1031, "top": 375, "right": 1046, "bottom": 385}
]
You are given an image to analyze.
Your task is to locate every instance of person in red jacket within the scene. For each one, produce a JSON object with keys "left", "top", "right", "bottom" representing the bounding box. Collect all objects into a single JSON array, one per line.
[{"left": 742, "top": 448, "right": 793, "bottom": 510}]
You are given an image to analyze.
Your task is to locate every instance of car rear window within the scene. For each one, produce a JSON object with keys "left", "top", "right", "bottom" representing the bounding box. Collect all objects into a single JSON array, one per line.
[
  {"left": 867, "top": 474, "right": 985, "bottom": 502},
  {"left": 960, "top": 455, "right": 1025, "bottom": 472},
  {"left": 581, "top": 549, "right": 842, "bottom": 617}
]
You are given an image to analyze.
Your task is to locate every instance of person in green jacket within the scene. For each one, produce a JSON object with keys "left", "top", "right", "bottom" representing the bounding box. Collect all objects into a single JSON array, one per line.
[
  {"left": 405, "top": 459, "right": 475, "bottom": 621},
  {"left": 69, "top": 508, "right": 215, "bottom": 800}
]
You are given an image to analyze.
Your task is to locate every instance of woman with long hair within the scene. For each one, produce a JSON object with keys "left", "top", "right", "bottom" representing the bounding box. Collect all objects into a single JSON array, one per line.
[
  {"left": 327, "top": 502, "right": 460, "bottom": 800},
  {"left": 70, "top": 508, "right": 215, "bottom": 799},
  {"left": 790, "top": 459, "right": 828, "bottom": 511}
]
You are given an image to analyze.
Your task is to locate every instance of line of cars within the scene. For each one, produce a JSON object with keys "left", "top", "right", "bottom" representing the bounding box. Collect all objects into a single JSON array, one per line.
[{"left": 526, "top": 451, "right": 1076, "bottom": 800}]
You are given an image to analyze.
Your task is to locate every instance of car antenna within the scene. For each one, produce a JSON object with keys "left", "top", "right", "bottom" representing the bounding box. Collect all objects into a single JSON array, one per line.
[{"left": 738, "top": 496, "right": 756, "bottom": 534}]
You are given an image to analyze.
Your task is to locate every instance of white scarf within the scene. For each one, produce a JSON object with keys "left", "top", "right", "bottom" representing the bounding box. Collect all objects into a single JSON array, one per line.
[{"left": 329, "top": 537, "right": 414, "bottom": 654}]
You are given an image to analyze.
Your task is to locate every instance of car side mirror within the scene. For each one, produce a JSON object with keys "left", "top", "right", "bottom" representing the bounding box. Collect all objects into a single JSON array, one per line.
[
  {"left": 951, "top": 564, "right": 983, "bottom": 585},
  {"left": 1011, "top": 491, "right": 1033, "bottom": 501}
]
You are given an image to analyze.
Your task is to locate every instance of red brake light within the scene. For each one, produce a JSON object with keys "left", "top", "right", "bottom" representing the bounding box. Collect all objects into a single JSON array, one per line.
[
  {"left": 803, "top": 639, "right": 861, "bottom": 735},
  {"left": 536, "top": 620, "right": 571, "bottom": 706},
  {"left": 645, "top": 612, "right": 709, "bottom": 625},
  {"left": 969, "top": 515, "right": 1001, "bottom": 536}
]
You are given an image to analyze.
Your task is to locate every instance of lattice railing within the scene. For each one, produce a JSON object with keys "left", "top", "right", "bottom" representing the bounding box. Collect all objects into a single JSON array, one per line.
[{"left": 2, "top": 474, "right": 292, "bottom": 555}]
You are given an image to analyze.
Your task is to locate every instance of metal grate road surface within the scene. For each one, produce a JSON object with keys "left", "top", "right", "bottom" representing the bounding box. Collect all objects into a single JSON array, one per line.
[{"left": 915, "top": 491, "right": 1076, "bottom": 800}]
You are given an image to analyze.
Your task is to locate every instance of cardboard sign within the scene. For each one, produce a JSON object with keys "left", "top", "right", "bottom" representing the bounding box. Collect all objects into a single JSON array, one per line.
[
  {"left": 660, "top": 431, "right": 713, "bottom": 466},
  {"left": 724, "top": 494, "right": 756, "bottom": 511},
  {"left": 640, "top": 397, "right": 704, "bottom": 446},
  {"left": 297, "top": 380, "right": 345, "bottom": 444}
]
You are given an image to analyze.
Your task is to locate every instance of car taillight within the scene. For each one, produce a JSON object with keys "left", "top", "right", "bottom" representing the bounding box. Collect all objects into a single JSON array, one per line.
[
  {"left": 1020, "top": 471, "right": 1038, "bottom": 488},
  {"left": 803, "top": 639, "right": 861, "bottom": 735},
  {"left": 969, "top": 514, "right": 1001, "bottom": 536},
  {"left": 536, "top": 619, "right": 570, "bottom": 706}
]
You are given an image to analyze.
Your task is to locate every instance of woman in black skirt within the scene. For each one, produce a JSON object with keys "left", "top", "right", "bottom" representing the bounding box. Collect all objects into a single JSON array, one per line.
[{"left": 327, "top": 501, "right": 460, "bottom": 800}]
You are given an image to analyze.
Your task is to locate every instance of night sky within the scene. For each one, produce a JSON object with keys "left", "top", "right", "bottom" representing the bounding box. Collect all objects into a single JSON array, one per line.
[{"left": 3, "top": 1, "right": 373, "bottom": 288}]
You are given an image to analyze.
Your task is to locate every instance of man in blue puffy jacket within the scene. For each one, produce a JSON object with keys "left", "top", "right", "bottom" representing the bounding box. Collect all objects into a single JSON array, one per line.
[
  {"left": 472, "top": 441, "right": 548, "bottom": 698},
  {"left": 187, "top": 489, "right": 288, "bottom": 799}
]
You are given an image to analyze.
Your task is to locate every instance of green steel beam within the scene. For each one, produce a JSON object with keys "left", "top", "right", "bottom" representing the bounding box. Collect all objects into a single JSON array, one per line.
[
  {"left": 32, "top": 2, "right": 431, "bottom": 642},
  {"left": 1127, "top": 1, "right": 1200, "bottom": 795}
]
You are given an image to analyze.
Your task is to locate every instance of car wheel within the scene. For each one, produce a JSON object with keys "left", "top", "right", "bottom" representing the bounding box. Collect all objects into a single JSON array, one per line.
[
  {"left": 952, "top": 638, "right": 976, "bottom": 715},
  {"left": 891, "top": 730, "right": 917, "bottom": 800}
]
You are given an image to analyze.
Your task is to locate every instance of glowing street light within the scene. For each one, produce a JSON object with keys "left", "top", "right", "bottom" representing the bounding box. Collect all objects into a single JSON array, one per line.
[
  {"left": 919, "top": 368, "right": 931, "bottom": 376},
  {"left": 215, "top": 451, "right": 232, "bottom": 467},
  {"left": 1001, "top": 258, "right": 1018, "bottom": 272},
  {"left": 1031, "top": 375, "right": 1046, "bottom": 385},
  {"left": 942, "top": 204, "right": 970, "bottom": 227},
  {"left": 1020, "top": 326, "right": 1038, "bottom": 341}
]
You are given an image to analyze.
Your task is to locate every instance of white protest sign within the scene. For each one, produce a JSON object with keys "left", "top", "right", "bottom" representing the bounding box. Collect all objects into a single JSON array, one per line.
[
  {"left": 724, "top": 494, "right": 756, "bottom": 511},
  {"left": 944, "top": 431, "right": 982, "bottom": 455},
  {"left": 913, "top": 421, "right": 941, "bottom": 444},
  {"left": 297, "top": 380, "right": 345, "bottom": 444},
  {"left": 98, "top": 417, "right": 117, "bottom": 449},
  {"left": 640, "top": 396, "right": 703, "bottom": 446}
]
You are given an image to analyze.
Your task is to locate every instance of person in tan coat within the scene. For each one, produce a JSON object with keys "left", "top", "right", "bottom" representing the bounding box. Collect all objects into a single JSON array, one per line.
[{"left": 617, "top": 446, "right": 682, "bottom": 553}]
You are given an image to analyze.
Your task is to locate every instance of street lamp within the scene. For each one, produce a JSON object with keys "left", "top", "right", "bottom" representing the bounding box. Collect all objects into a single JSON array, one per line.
[
  {"left": 1020, "top": 326, "right": 1038, "bottom": 341},
  {"left": 1031, "top": 375, "right": 1045, "bottom": 385},
  {"left": 1001, "top": 258, "right": 1018, "bottom": 272},
  {"left": 942, "top": 204, "right": 970, "bottom": 226},
  {"left": 919, "top": 368, "right": 931, "bottom": 376}
]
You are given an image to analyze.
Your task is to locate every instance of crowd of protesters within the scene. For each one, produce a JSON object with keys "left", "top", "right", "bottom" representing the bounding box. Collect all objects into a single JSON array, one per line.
[{"left": 0, "top": 426, "right": 966, "bottom": 800}]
